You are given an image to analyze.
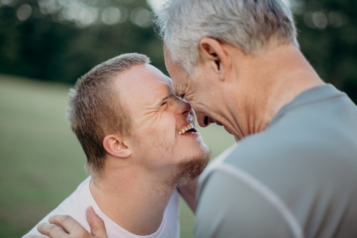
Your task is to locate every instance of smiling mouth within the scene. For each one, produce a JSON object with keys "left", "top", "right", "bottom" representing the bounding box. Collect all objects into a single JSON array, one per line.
[{"left": 179, "top": 123, "right": 197, "bottom": 135}]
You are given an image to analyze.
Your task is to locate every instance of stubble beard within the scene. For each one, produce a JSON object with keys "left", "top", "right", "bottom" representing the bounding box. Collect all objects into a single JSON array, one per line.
[
  {"left": 172, "top": 150, "right": 211, "bottom": 187},
  {"left": 151, "top": 132, "right": 210, "bottom": 188}
]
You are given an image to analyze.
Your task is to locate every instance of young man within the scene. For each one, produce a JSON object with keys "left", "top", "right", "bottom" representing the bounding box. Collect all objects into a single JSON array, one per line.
[{"left": 24, "top": 53, "right": 209, "bottom": 238}]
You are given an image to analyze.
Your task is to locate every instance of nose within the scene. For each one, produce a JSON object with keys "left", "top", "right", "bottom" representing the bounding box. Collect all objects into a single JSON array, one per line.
[
  {"left": 196, "top": 112, "right": 211, "bottom": 128},
  {"left": 175, "top": 98, "right": 192, "bottom": 116}
]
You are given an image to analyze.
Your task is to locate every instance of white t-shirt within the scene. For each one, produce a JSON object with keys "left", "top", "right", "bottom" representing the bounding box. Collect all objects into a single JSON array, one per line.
[{"left": 23, "top": 177, "right": 180, "bottom": 238}]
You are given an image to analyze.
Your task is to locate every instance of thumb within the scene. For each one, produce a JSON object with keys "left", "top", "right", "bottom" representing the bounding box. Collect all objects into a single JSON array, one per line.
[{"left": 86, "top": 206, "right": 108, "bottom": 238}]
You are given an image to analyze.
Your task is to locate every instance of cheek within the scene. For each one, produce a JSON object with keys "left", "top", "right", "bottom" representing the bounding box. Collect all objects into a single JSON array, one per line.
[
  {"left": 141, "top": 113, "right": 179, "bottom": 167},
  {"left": 146, "top": 112, "right": 177, "bottom": 148}
]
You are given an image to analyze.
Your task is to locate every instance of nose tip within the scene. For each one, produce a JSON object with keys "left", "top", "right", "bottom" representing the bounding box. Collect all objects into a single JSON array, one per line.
[{"left": 179, "top": 99, "right": 192, "bottom": 115}]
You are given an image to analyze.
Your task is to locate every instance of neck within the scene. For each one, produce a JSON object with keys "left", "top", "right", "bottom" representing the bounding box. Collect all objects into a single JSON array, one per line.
[
  {"left": 90, "top": 159, "right": 176, "bottom": 236},
  {"left": 228, "top": 44, "right": 324, "bottom": 139}
]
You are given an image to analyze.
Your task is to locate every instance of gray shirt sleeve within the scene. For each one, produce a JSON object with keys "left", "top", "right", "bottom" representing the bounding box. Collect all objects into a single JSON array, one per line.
[{"left": 195, "top": 166, "right": 301, "bottom": 238}]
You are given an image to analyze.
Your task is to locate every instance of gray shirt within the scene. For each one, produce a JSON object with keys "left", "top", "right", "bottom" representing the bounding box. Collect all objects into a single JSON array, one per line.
[{"left": 195, "top": 84, "right": 357, "bottom": 238}]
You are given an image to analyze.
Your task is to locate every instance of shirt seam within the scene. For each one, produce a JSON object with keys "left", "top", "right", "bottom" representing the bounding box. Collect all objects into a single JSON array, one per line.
[
  {"left": 208, "top": 163, "right": 304, "bottom": 238},
  {"left": 269, "top": 93, "right": 344, "bottom": 128}
]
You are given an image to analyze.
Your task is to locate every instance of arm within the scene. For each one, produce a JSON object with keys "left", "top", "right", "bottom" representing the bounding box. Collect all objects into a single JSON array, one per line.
[
  {"left": 29, "top": 207, "right": 108, "bottom": 238},
  {"left": 177, "top": 177, "right": 198, "bottom": 212}
]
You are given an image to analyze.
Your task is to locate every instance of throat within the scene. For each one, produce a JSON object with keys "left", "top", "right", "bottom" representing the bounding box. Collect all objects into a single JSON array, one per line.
[{"left": 89, "top": 175, "right": 175, "bottom": 236}]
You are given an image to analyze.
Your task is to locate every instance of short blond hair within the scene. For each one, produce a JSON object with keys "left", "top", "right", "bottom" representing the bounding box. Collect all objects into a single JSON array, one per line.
[{"left": 67, "top": 53, "right": 150, "bottom": 174}]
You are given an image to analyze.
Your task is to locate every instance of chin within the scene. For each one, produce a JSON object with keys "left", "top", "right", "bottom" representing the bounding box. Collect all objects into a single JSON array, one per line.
[{"left": 174, "top": 148, "right": 211, "bottom": 186}]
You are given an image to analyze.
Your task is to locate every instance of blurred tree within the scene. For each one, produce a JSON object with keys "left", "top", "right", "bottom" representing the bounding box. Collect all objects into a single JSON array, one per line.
[
  {"left": 0, "top": 0, "right": 356, "bottom": 102},
  {"left": 0, "top": 0, "right": 165, "bottom": 84},
  {"left": 293, "top": 0, "right": 357, "bottom": 102}
]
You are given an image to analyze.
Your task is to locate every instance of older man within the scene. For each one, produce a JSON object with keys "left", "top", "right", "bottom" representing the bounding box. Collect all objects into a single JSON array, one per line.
[
  {"left": 158, "top": 0, "right": 357, "bottom": 237},
  {"left": 25, "top": 53, "right": 209, "bottom": 238},
  {"left": 34, "top": 0, "right": 357, "bottom": 238}
]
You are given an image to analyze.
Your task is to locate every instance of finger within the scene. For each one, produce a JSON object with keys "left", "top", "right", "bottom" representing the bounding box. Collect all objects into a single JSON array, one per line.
[
  {"left": 37, "top": 222, "right": 67, "bottom": 238},
  {"left": 86, "top": 207, "right": 108, "bottom": 238},
  {"left": 48, "top": 215, "right": 82, "bottom": 235}
]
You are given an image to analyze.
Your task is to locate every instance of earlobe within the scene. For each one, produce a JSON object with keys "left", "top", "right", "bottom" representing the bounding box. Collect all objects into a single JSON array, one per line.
[
  {"left": 199, "top": 38, "right": 228, "bottom": 81},
  {"left": 103, "top": 135, "right": 132, "bottom": 158}
]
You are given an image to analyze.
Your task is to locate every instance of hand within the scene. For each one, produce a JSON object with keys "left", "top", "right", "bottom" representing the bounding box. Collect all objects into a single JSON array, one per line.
[{"left": 29, "top": 207, "right": 108, "bottom": 238}]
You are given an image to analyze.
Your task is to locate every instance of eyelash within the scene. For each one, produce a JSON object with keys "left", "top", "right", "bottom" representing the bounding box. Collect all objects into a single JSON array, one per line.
[
  {"left": 161, "top": 102, "right": 167, "bottom": 106},
  {"left": 179, "top": 94, "right": 185, "bottom": 99}
]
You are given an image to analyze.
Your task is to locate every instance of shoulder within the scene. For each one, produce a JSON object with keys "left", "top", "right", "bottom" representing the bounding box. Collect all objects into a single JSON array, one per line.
[
  {"left": 197, "top": 125, "right": 357, "bottom": 238},
  {"left": 201, "top": 123, "right": 357, "bottom": 200},
  {"left": 196, "top": 164, "right": 303, "bottom": 238},
  {"left": 22, "top": 177, "right": 92, "bottom": 238},
  {"left": 217, "top": 114, "right": 357, "bottom": 181}
]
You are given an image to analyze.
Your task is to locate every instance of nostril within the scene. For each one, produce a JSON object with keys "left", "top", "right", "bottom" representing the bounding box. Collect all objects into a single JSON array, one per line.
[{"left": 204, "top": 116, "right": 209, "bottom": 126}]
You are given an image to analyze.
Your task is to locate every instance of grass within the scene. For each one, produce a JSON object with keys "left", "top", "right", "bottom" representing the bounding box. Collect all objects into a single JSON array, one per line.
[{"left": 0, "top": 74, "right": 235, "bottom": 238}]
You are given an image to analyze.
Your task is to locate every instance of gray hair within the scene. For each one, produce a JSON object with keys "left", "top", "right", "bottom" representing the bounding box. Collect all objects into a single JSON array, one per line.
[
  {"left": 156, "top": 0, "right": 299, "bottom": 73},
  {"left": 67, "top": 53, "right": 150, "bottom": 175}
]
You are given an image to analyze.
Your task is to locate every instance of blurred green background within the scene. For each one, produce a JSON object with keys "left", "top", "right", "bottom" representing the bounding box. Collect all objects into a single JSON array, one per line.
[{"left": 0, "top": 0, "right": 356, "bottom": 237}]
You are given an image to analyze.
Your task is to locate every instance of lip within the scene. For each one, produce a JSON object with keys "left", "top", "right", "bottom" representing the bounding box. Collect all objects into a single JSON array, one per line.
[
  {"left": 178, "top": 122, "right": 198, "bottom": 135},
  {"left": 180, "top": 131, "right": 200, "bottom": 137},
  {"left": 180, "top": 129, "right": 200, "bottom": 137}
]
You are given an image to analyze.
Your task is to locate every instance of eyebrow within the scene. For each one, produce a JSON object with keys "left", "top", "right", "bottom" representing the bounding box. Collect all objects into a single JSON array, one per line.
[{"left": 160, "top": 94, "right": 175, "bottom": 105}]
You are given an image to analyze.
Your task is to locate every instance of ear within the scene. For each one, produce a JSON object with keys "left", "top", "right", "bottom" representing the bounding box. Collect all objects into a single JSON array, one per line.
[
  {"left": 198, "top": 38, "right": 228, "bottom": 81},
  {"left": 103, "top": 134, "right": 132, "bottom": 158}
]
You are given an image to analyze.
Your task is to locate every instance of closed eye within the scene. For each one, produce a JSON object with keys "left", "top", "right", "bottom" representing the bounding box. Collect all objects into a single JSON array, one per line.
[{"left": 161, "top": 101, "right": 167, "bottom": 106}]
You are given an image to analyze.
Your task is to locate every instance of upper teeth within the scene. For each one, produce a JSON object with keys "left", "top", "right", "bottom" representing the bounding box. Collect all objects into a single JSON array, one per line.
[{"left": 179, "top": 123, "right": 194, "bottom": 135}]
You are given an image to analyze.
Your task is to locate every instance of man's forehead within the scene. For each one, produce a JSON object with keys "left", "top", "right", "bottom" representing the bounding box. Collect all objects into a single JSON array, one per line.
[
  {"left": 116, "top": 64, "right": 173, "bottom": 97},
  {"left": 172, "top": 68, "right": 191, "bottom": 95},
  {"left": 172, "top": 77, "right": 185, "bottom": 94},
  {"left": 164, "top": 61, "right": 187, "bottom": 89},
  {"left": 163, "top": 45, "right": 193, "bottom": 96}
]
